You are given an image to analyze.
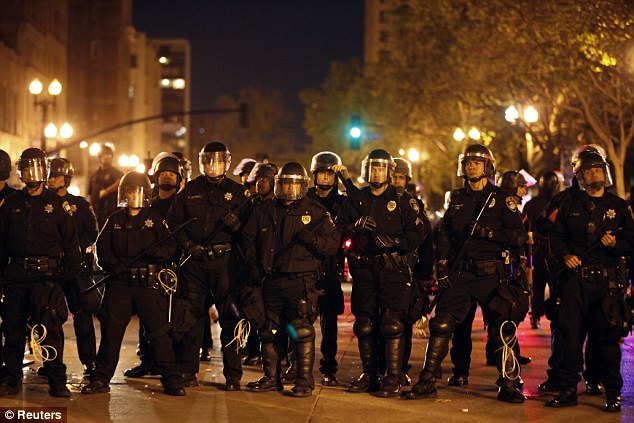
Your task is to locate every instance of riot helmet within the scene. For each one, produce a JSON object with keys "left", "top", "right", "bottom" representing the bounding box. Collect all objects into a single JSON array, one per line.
[
  {"left": 361, "top": 149, "right": 395, "bottom": 188},
  {"left": 171, "top": 151, "right": 192, "bottom": 182},
  {"left": 573, "top": 150, "right": 613, "bottom": 190},
  {"left": 457, "top": 144, "right": 495, "bottom": 182},
  {"left": 199, "top": 142, "right": 231, "bottom": 179},
  {"left": 538, "top": 171, "right": 561, "bottom": 198},
  {"left": 499, "top": 170, "right": 527, "bottom": 198},
  {"left": 233, "top": 158, "right": 257, "bottom": 177},
  {"left": 17, "top": 147, "right": 47, "bottom": 187},
  {"left": 571, "top": 144, "right": 606, "bottom": 170},
  {"left": 151, "top": 152, "right": 182, "bottom": 191},
  {"left": 47, "top": 157, "right": 74, "bottom": 190},
  {"left": 0, "top": 149, "right": 11, "bottom": 181},
  {"left": 310, "top": 151, "right": 342, "bottom": 173},
  {"left": 274, "top": 162, "right": 310, "bottom": 201},
  {"left": 248, "top": 163, "right": 277, "bottom": 197},
  {"left": 117, "top": 171, "right": 152, "bottom": 208}
]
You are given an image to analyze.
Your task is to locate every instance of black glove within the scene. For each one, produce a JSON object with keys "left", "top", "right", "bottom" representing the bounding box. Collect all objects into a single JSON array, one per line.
[
  {"left": 112, "top": 263, "right": 128, "bottom": 278},
  {"left": 353, "top": 216, "right": 377, "bottom": 232},
  {"left": 222, "top": 212, "right": 241, "bottom": 232},
  {"left": 472, "top": 223, "right": 494, "bottom": 240},
  {"left": 436, "top": 260, "right": 452, "bottom": 289},
  {"left": 144, "top": 244, "right": 158, "bottom": 258},
  {"left": 296, "top": 228, "right": 317, "bottom": 245},
  {"left": 373, "top": 233, "right": 399, "bottom": 249},
  {"left": 183, "top": 240, "right": 207, "bottom": 259}
]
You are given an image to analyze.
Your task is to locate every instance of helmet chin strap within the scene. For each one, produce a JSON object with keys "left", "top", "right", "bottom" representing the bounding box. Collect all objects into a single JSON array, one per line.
[
  {"left": 370, "top": 181, "right": 387, "bottom": 189},
  {"left": 316, "top": 183, "right": 333, "bottom": 191},
  {"left": 159, "top": 183, "right": 178, "bottom": 191},
  {"left": 25, "top": 181, "right": 43, "bottom": 189},
  {"left": 466, "top": 174, "right": 486, "bottom": 183},
  {"left": 206, "top": 174, "right": 225, "bottom": 184}
]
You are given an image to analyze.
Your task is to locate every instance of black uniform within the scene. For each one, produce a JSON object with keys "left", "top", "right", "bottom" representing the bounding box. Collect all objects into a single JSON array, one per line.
[
  {"left": 0, "top": 182, "right": 15, "bottom": 365},
  {"left": 0, "top": 188, "right": 81, "bottom": 392},
  {"left": 88, "top": 165, "right": 123, "bottom": 227},
  {"left": 59, "top": 193, "right": 99, "bottom": 370},
  {"left": 92, "top": 207, "right": 182, "bottom": 389},
  {"left": 409, "top": 182, "right": 527, "bottom": 399},
  {"left": 242, "top": 196, "right": 339, "bottom": 393},
  {"left": 336, "top": 184, "right": 424, "bottom": 395},
  {"left": 549, "top": 189, "right": 634, "bottom": 400},
  {"left": 306, "top": 186, "right": 345, "bottom": 378},
  {"left": 166, "top": 175, "right": 248, "bottom": 384}
]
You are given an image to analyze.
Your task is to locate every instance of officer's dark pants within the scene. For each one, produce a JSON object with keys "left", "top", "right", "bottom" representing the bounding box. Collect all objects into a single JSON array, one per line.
[
  {"left": 556, "top": 274, "right": 622, "bottom": 396},
  {"left": 423, "top": 270, "right": 519, "bottom": 384},
  {"left": 178, "top": 254, "right": 242, "bottom": 380},
  {"left": 530, "top": 250, "right": 549, "bottom": 319},
  {"left": 350, "top": 265, "right": 410, "bottom": 380},
  {"left": 2, "top": 266, "right": 67, "bottom": 389},
  {"left": 450, "top": 301, "right": 478, "bottom": 377},
  {"left": 316, "top": 272, "right": 344, "bottom": 375},
  {"left": 63, "top": 280, "right": 97, "bottom": 368},
  {"left": 261, "top": 273, "right": 317, "bottom": 388},
  {"left": 92, "top": 279, "right": 181, "bottom": 388},
  {"left": 136, "top": 324, "right": 157, "bottom": 368}
]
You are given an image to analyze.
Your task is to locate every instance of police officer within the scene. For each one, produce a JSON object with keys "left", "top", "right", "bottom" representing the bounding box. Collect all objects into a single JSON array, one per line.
[
  {"left": 233, "top": 158, "right": 258, "bottom": 194},
  {"left": 523, "top": 171, "right": 561, "bottom": 329},
  {"left": 240, "top": 162, "right": 277, "bottom": 367},
  {"left": 166, "top": 141, "right": 249, "bottom": 390},
  {"left": 172, "top": 151, "right": 192, "bottom": 188},
  {"left": 243, "top": 162, "right": 339, "bottom": 397},
  {"left": 337, "top": 149, "right": 425, "bottom": 398},
  {"left": 87, "top": 144, "right": 123, "bottom": 227},
  {"left": 306, "top": 151, "right": 346, "bottom": 386},
  {"left": 0, "top": 148, "right": 15, "bottom": 366},
  {"left": 391, "top": 157, "right": 433, "bottom": 386},
  {"left": 82, "top": 171, "right": 185, "bottom": 396},
  {"left": 0, "top": 148, "right": 81, "bottom": 397},
  {"left": 45, "top": 157, "right": 99, "bottom": 375},
  {"left": 405, "top": 144, "right": 527, "bottom": 403},
  {"left": 125, "top": 153, "right": 182, "bottom": 378},
  {"left": 546, "top": 150, "right": 634, "bottom": 412}
]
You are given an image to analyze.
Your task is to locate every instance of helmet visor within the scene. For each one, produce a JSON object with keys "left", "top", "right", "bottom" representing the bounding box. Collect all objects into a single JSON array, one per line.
[
  {"left": 199, "top": 151, "right": 231, "bottom": 177},
  {"left": 575, "top": 163, "right": 613, "bottom": 190},
  {"left": 274, "top": 175, "right": 309, "bottom": 200},
  {"left": 361, "top": 158, "right": 391, "bottom": 183},
  {"left": 118, "top": 186, "right": 151, "bottom": 208},
  {"left": 18, "top": 158, "right": 47, "bottom": 183}
]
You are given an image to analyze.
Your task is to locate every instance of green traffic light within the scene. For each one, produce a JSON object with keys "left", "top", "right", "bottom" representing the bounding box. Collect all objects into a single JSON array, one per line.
[{"left": 349, "top": 127, "right": 361, "bottom": 139}]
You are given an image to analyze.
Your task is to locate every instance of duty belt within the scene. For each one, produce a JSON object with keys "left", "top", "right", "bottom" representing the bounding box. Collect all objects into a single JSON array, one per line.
[
  {"left": 205, "top": 243, "right": 232, "bottom": 259},
  {"left": 269, "top": 271, "right": 316, "bottom": 280},
  {"left": 128, "top": 265, "right": 161, "bottom": 289},
  {"left": 348, "top": 251, "right": 413, "bottom": 271},
  {"left": 574, "top": 264, "right": 616, "bottom": 283},
  {"left": 7, "top": 256, "right": 60, "bottom": 272}
]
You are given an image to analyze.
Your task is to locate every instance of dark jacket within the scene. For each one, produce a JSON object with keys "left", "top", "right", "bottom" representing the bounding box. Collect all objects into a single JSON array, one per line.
[
  {"left": 0, "top": 188, "right": 81, "bottom": 272},
  {"left": 96, "top": 207, "right": 176, "bottom": 272},
  {"left": 62, "top": 193, "right": 99, "bottom": 252},
  {"left": 437, "top": 182, "right": 526, "bottom": 263},
  {"left": 242, "top": 196, "right": 339, "bottom": 276}
]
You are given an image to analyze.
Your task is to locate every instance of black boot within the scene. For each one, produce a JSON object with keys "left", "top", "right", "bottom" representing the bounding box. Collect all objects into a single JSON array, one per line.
[
  {"left": 545, "top": 387, "right": 578, "bottom": 407},
  {"left": 281, "top": 360, "right": 297, "bottom": 385},
  {"left": 404, "top": 370, "right": 437, "bottom": 399},
  {"left": 497, "top": 377, "right": 526, "bottom": 403},
  {"left": 585, "top": 381, "right": 604, "bottom": 396},
  {"left": 605, "top": 395, "right": 621, "bottom": 413},
  {"left": 248, "top": 342, "right": 283, "bottom": 392},
  {"left": 290, "top": 340, "right": 315, "bottom": 398},
  {"left": 377, "top": 336, "right": 403, "bottom": 398},
  {"left": 348, "top": 334, "right": 379, "bottom": 393}
]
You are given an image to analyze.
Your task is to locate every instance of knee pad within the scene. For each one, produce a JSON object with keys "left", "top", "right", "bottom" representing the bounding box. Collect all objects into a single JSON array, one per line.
[
  {"left": 429, "top": 312, "right": 455, "bottom": 338},
  {"left": 259, "top": 320, "right": 279, "bottom": 343},
  {"left": 292, "top": 322, "right": 315, "bottom": 343},
  {"left": 380, "top": 309, "right": 403, "bottom": 339},
  {"left": 353, "top": 314, "right": 374, "bottom": 340}
]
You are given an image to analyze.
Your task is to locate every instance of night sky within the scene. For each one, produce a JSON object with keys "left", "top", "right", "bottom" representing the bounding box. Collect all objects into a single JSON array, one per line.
[{"left": 132, "top": 0, "right": 365, "bottom": 141}]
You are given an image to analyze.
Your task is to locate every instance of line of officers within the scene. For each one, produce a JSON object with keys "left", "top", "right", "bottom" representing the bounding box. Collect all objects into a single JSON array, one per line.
[{"left": 0, "top": 142, "right": 632, "bottom": 411}]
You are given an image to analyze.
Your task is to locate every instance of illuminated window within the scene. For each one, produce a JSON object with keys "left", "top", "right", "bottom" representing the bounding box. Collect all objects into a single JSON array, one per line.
[{"left": 172, "top": 79, "right": 186, "bottom": 90}]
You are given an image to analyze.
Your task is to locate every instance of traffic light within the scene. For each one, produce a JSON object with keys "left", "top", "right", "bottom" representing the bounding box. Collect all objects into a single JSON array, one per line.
[{"left": 349, "top": 114, "right": 361, "bottom": 150}]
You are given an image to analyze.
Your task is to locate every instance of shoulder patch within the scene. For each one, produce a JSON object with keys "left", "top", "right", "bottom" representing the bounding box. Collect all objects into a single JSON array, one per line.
[
  {"left": 488, "top": 197, "right": 496, "bottom": 208},
  {"left": 409, "top": 198, "right": 419, "bottom": 213},
  {"left": 62, "top": 201, "right": 74, "bottom": 216},
  {"left": 505, "top": 197, "right": 517, "bottom": 212},
  {"left": 244, "top": 189, "right": 251, "bottom": 198}
]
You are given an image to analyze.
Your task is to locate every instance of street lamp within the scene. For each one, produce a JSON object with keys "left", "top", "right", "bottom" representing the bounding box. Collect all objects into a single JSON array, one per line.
[
  {"left": 29, "top": 78, "right": 63, "bottom": 150},
  {"left": 504, "top": 104, "right": 539, "bottom": 170},
  {"left": 453, "top": 127, "right": 481, "bottom": 142}
]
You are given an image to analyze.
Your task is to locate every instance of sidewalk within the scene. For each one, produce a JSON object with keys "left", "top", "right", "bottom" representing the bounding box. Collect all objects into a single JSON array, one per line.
[{"left": 0, "top": 283, "right": 631, "bottom": 422}]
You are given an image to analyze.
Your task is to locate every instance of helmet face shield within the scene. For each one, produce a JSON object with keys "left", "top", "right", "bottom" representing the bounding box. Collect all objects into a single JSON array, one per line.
[
  {"left": 576, "top": 164, "right": 613, "bottom": 190},
  {"left": 18, "top": 158, "right": 47, "bottom": 183},
  {"left": 199, "top": 151, "right": 231, "bottom": 177},
  {"left": 361, "top": 158, "right": 393, "bottom": 184},
  {"left": 274, "top": 174, "right": 309, "bottom": 201},
  {"left": 118, "top": 185, "right": 151, "bottom": 208}
]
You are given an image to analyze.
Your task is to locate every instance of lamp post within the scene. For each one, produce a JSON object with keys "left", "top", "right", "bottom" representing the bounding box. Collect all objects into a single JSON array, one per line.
[
  {"left": 504, "top": 104, "right": 538, "bottom": 170},
  {"left": 28, "top": 78, "right": 63, "bottom": 151},
  {"left": 453, "top": 127, "right": 481, "bottom": 142}
]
